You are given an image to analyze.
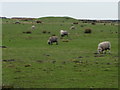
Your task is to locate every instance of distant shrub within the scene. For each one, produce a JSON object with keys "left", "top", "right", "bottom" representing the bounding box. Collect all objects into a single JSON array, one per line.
[
  {"left": 84, "top": 28, "right": 92, "bottom": 33},
  {"left": 73, "top": 22, "right": 79, "bottom": 24},
  {"left": 15, "top": 22, "right": 20, "bottom": 24},
  {"left": 24, "top": 19, "right": 28, "bottom": 21},
  {"left": 48, "top": 32, "right": 51, "bottom": 34},
  {"left": 42, "top": 30, "right": 51, "bottom": 34},
  {"left": 42, "top": 30, "right": 47, "bottom": 34},
  {"left": 23, "top": 31, "right": 32, "bottom": 34},
  {"left": 91, "top": 22, "right": 96, "bottom": 25},
  {"left": 36, "top": 20, "right": 42, "bottom": 23},
  {"left": 52, "top": 34, "right": 56, "bottom": 36}
]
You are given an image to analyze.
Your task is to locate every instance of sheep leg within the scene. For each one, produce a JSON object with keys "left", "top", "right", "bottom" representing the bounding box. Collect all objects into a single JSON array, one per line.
[
  {"left": 101, "top": 52, "right": 104, "bottom": 54},
  {"left": 51, "top": 42, "right": 53, "bottom": 45},
  {"left": 101, "top": 50, "right": 104, "bottom": 54},
  {"left": 108, "top": 48, "right": 111, "bottom": 54},
  {"left": 104, "top": 50, "right": 107, "bottom": 54},
  {"left": 61, "top": 35, "right": 64, "bottom": 37},
  {"left": 105, "top": 48, "right": 111, "bottom": 54},
  {"left": 108, "top": 50, "right": 111, "bottom": 54},
  {"left": 107, "top": 49, "right": 111, "bottom": 54}
]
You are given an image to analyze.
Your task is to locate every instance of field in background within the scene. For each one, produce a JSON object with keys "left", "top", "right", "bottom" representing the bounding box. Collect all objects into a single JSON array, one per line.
[{"left": 2, "top": 17, "right": 118, "bottom": 88}]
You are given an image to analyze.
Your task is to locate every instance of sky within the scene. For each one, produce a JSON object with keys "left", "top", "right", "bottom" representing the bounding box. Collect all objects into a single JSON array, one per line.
[{"left": 0, "top": 0, "right": 119, "bottom": 20}]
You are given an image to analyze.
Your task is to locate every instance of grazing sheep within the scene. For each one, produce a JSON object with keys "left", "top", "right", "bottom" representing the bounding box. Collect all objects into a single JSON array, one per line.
[
  {"left": 97, "top": 41, "right": 111, "bottom": 54},
  {"left": 60, "top": 30, "right": 68, "bottom": 37},
  {"left": 70, "top": 26, "right": 75, "bottom": 30},
  {"left": 47, "top": 36, "right": 58, "bottom": 45},
  {"left": 31, "top": 25, "right": 35, "bottom": 30}
]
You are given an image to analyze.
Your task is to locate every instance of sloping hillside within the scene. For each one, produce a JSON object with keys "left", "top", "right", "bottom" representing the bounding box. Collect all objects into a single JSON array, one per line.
[{"left": 38, "top": 16, "right": 78, "bottom": 23}]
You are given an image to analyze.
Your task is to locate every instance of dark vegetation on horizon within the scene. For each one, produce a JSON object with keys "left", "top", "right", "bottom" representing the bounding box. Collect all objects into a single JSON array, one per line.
[{"left": 0, "top": 16, "right": 119, "bottom": 22}]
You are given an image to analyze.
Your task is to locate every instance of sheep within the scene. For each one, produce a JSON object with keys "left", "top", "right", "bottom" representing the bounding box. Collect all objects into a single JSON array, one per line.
[
  {"left": 47, "top": 36, "right": 58, "bottom": 45},
  {"left": 97, "top": 41, "right": 111, "bottom": 54},
  {"left": 60, "top": 30, "right": 68, "bottom": 37},
  {"left": 31, "top": 25, "right": 35, "bottom": 30}
]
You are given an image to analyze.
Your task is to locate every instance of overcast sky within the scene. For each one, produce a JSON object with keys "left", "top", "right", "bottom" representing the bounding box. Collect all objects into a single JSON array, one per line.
[{"left": 1, "top": 1, "right": 118, "bottom": 20}]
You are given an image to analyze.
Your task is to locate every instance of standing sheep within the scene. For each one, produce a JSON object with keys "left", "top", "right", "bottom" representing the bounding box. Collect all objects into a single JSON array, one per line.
[
  {"left": 31, "top": 25, "right": 35, "bottom": 30},
  {"left": 97, "top": 41, "right": 111, "bottom": 54},
  {"left": 47, "top": 36, "right": 58, "bottom": 45},
  {"left": 60, "top": 30, "right": 68, "bottom": 37}
]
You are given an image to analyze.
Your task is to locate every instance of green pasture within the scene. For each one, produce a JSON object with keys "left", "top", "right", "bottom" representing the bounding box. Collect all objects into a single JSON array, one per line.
[{"left": 2, "top": 17, "right": 118, "bottom": 88}]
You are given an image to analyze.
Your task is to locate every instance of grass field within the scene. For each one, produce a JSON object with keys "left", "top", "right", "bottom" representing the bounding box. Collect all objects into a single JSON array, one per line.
[{"left": 2, "top": 17, "right": 118, "bottom": 88}]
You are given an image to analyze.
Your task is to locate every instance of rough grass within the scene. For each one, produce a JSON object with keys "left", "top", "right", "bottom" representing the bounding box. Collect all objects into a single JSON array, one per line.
[{"left": 2, "top": 17, "right": 118, "bottom": 88}]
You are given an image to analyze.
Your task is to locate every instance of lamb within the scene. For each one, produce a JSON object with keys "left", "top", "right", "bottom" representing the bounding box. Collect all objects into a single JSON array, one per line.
[
  {"left": 60, "top": 30, "right": 68, "bottom": 37},
  {"left": 47, "top": 36, "right": 58, "bottom": 45},
  {"left": 97, "top": 41, "right": 111, "bottom": 54}
]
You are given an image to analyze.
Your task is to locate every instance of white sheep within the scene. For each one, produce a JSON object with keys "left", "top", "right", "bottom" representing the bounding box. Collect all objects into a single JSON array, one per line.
[
  {"left": 97, "top": 41, "right": 111, "bottom": 54},
  {"left": 47, "top": 36, "right": 58, "bottom": 45},
  {"left": 31, "top": 25, "right": 35, "bottom": 30},
  {"left": 60, "top": 30, "right": 68, "bottom": 37}
]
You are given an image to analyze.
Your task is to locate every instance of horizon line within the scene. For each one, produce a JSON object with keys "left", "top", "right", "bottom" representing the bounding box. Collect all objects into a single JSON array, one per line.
[{"left": 0, "top": 16, "right": 118, "bottom": 20}]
